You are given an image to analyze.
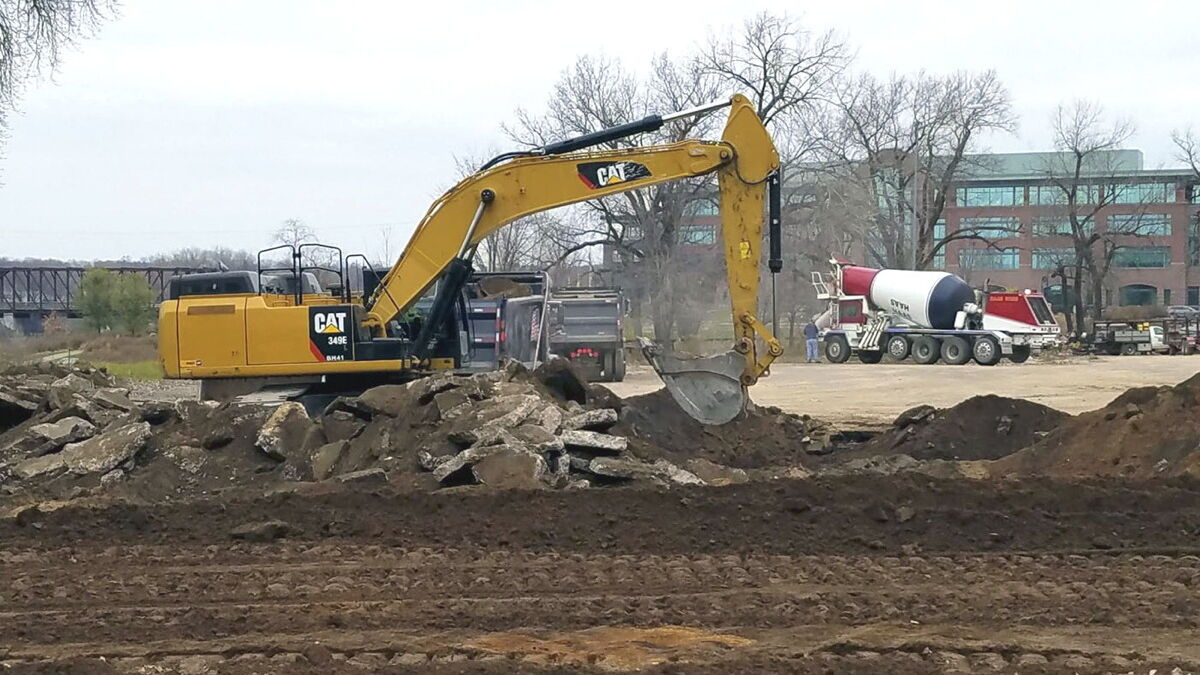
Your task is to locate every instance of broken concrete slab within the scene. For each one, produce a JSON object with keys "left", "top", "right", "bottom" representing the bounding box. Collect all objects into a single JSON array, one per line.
[
  {"left": 13, "top": 421, "right": 152, "bottom": 480},
  {"left": 0, "top": 389, "right": 40, "bottom": 429},
  {"left": 309, "top": 441, "right": 348, "bottom": 481},
  {"left": 255, "top": 402, "right": 313, "bottom": 461},
  {"left": 588, "top": 457, "right": 704, "bottom": 485},
  {"left": 48, "top": 373, "right": 94, "bottom": 409},
  {"left": 562, "top": 408, "right": 618, "bottom": 431},
  {"left": 894, "top": 405, "right": 937, "bottom": 428},
  {"left": 559, "top": 429, "right": 627, "bottom": 454},
  {"left": 536, "top": 405, "right": 564, "bottom": 434},
  {"left": 321, "top": 410, "right": 366, "bottom": 443},
  {"left": 30, "top": 416, "right": 97, "bottom": 451},
  {"left": 685, "top": 458, "right": 749, "bottom": 486},
  {"left": 508, "top": 424, "right": 564, "bottom": 452},
  {"left": 336, "top": 468, "right": 388, "bottom": 485},
  {"left": 62, "top": 422, "right": 152, "bottom": 475},
  {"left": 431, "top": 443, "right": 532, "bottom": 482},
  {"left": 432, "top": 389, "right": 471, "bottom": 421},
  {"left": 92, "top": 388, "right": 138, "bottom": 413},
  {"left": 471, "top": 447, "right": 547, "bottom": 490}
]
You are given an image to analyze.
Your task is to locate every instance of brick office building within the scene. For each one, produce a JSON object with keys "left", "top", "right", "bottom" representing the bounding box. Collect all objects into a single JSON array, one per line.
[{"left": 933, "top": 150, "right": 1200, "bottom": 308}]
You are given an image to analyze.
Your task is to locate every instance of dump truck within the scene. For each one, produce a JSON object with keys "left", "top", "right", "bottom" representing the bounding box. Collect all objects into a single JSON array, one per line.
[
  {"left": 812, "top": 259, "right": 1061, "bottom": 365},
  {"left": 1092, "top": 317, "right": 1200, "bottom": 355},
  {"left": 546, "top": 287, "right": 626, "bottom": 382}
]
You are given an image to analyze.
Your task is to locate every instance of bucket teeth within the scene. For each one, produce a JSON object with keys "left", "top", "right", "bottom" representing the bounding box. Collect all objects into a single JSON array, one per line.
[{"left": 638, "top": 337, "right": 748, "bottom": 425}]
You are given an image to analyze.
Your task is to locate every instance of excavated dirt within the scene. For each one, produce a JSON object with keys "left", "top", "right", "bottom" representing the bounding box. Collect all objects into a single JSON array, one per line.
[
  {"left": 614, "top": 389, "right": 832, "bottom": 469},
  {"left": 3, "top": 475, "right": 1200, "bottom": 673},
  {"left": 992, "top": 371, "right": 1200, "bottom": 479},
  {"left": 833, "top": 395, "right": 1069, "bottom": 464}
]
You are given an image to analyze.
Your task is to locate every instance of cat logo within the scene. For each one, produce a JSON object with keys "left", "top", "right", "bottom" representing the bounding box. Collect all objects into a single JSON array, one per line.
[
  {"left": 577, "top": 161, "right": 651, "bottom": 189},
  {"left": 313, "top": 311, "right": 347, "bottom": 335}
]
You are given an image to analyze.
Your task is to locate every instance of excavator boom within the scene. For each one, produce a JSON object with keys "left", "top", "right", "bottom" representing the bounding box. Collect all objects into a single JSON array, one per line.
[{"left": 158, "top": 94, "right": 782, "bottom": 425}]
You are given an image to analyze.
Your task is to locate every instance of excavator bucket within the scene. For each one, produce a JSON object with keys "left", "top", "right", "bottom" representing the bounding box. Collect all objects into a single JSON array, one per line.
[{"left": 638, "top": 338, "right": 747, "bottom": 425}]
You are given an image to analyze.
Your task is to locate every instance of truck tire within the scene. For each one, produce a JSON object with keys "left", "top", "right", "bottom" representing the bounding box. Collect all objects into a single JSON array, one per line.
[
  {"left": 857, "top": 350, "right": 883, "bottom": 364},
  {"left": 885, "top": 334, "right": 911, "bottom": 361},
  {"left": 825, "top": 334, "right": 851, "bottom": 363},
  {"left": 1120, "top": 343, "right": 1138, "bottom": 356},
  {"left": 612, "top": 348, "right": 627, "bottom": 381},
  {"left": 912, "top": 336, "right": 940, "bottom": 364},
  {"left": 940, "top": 336, "right": 971, "bottom": 365},
  {"left": 972, "top": 336, "right": 1002, "bottom": 366},
  {"left": 1008, "top": 345, "right": 1031, "bottom": 363}
]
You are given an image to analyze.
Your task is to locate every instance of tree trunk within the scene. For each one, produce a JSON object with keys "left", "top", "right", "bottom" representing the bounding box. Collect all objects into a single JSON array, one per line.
[{"left": 1072, "top": 262, "right": 1087, "bottom": 337}]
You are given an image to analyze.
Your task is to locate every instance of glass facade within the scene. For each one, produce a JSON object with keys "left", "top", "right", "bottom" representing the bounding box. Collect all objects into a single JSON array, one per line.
[
  {"left": 1032, "top": 247, "right": 1077, "bottom": 269},
  {"left": 1107, "top": 213, "right": 1171, "bottom": 235},
  {"left": 683, "top": 200, "right": 718, "bottom": 217},
  {"left": 1109, "top": 182, "right": 1176, "bottom": 204},
  {"left": 958, "top": 216, "right": 1021, "bottom": 239},
  {"left": 959, "top": 247, "right": 1020, "bottom": 270},
  {"left": 957, "top": 185, "right": 1023, "bottom": 207},
  {"left": 1030, "top": 185, "right": 1065, "bottom": 205},
  {"left": 1112, "top": 246, "right": 1170, "bottom": 268}
]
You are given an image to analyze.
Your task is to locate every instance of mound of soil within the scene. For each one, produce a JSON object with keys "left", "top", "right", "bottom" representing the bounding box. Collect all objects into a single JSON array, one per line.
[
  {"left": 844, "top": 395, "right": 1069, "bottom": 463},
  {"left": 992, "top": 372, "right": 1200, "bottom": 478},
  {"left": 613, "top": 389, "right": 832, "bottom": 469}
]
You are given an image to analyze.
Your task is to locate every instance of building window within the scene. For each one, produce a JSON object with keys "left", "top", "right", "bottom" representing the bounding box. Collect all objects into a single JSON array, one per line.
[
  {"left": 1107, "top": 213, "right": 1171, "bottom": 235},
  {"left": 1033, "top": 184, "right": 1100, "bottom": 205},
  {"left": 930, "top": 219, "right": 946, "bottom": 269},
  {"left": 1164, "top": 288, "right": 1172, "bottom": 305},
  {"left": 1109, "top": 182, "right": 1176, "bottom": 204},
  {"left": 1119, "top": 284, "right": 1159, "bottom": 306},
  {"left": 959, "top": 247, "right": 1020, "bottom": 270},
  {"left": 1032, "top": 247, "right": 1077, "bottom": 269},
  {"left": 1191, "top": 217, "right": 1200, "bottom": 265},
  {"left": 958, "top": 216, "right": 1021, "bottom": 239},
  {"left": 683, "top": 200, "right": 718, "bottom": 217},
  {"left": 1190, "top": 184, "right": 1200, "bottom": 204},
  {"left": 623, "top": 225, "right": 643, "bottom": 242},
  {"left": 679, "top": 224, "right": 716, "bottom": 245},
  {"left": 1112, "top": 246, "right": 1170, "bottom": 268},
  {"left": 1188, "top": 286, "right": 1199, "bottom": 305},
  {"left": 1032, "top": 216, "right": 1096, "bottom": 237},
  {"left": 957, "top": 185, "right": 1023, "bottom": 207}
]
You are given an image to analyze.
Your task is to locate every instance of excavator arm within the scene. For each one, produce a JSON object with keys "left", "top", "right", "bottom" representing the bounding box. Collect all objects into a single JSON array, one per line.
[{"left": 368, "top": 94, "right": 782, "bottom": 424}]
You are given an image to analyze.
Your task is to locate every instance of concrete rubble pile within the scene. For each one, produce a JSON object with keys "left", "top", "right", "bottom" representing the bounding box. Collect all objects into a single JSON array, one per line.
[
  {"left": 276, "top": 359, "right": 712, "bottom": 490},
  {"left": 0, "top": 362, "right": 169, "bottom": 490}
]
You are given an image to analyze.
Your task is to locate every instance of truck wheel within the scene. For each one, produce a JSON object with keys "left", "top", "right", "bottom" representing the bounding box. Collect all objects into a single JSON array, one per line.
[
  {"left": 1009, "top": 346, "right": 1031, "bottom": 363},
  {"left": 972, "top": 336, "right": 1002, "bottom": 366},
  {"left": 886, "top": 335, "right": 910, "bottom": 361},
  {"left": 612, "top": 348, "right": 627, "bottom": 381},
  {"left": 1120, "top": 343, "right": 1138, "bottom": 356},
  {"left": 824, "top": 335, "right": 851, "bottom": 363},
  {"left": 912, "top": 336, "right": 940, "bottom": 364},
  {"left": 940, "top": 336, "right": 971, "bottom": 365},
  {"left": 857, "top": 350, "right": 883, "bottom": 364}
]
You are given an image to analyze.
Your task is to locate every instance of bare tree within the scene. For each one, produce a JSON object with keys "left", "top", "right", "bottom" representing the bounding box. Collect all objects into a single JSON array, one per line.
[
  {"left": 1037, "top": 100, "right": 1142, "bottom": 329},
  {"left": 273, "top": 218, "right": 316, "bottom": 249},
  {"left": 1172, "top": 127, "right": 1200, "bottom": 180},
  {"left": 813, "top": 70, "right": 1016, "bottom": 269},
  {"left": 0, "top": 0, "right": 114, "bottom": 134},
  {"left": 508, "top": 13, "right": 849, "bottom": 342}
]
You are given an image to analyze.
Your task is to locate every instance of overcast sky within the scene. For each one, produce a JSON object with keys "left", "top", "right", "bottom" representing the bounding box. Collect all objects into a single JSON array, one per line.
[{"left": 0, "top": 0, "right": 1195, "bottom": 262}]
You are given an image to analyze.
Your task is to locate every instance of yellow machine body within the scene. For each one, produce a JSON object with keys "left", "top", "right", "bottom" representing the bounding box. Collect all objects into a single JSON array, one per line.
[{"left": 159, "top": 94, "right": 781, "bottom": 415}]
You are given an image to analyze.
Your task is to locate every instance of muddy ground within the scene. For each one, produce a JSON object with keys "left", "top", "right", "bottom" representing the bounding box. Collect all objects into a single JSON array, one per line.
[{"left": 3, "top": 476, "right": 1200, "bottom": 673}]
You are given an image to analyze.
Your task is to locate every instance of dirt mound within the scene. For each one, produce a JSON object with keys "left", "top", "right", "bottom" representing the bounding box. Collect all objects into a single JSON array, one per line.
[
  {"left": 613, "top": 389, "right": 833, "bottom": 469},
  {"left": 844, "top": 395, "right": 1069, "bottom": 463},
  {"left": 992, "top": 372, "right": 1200, "bottom": 478}
]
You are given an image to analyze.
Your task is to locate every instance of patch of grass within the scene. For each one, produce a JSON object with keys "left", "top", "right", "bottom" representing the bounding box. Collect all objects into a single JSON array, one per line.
[{"left": 88, "top": 360, "right": 164, "bottom": 380}]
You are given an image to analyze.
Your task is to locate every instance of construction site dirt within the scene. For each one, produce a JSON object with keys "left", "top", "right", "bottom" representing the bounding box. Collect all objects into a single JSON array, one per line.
[{"left": 4, "top": 359, "right": 1200, "bottom": 673}]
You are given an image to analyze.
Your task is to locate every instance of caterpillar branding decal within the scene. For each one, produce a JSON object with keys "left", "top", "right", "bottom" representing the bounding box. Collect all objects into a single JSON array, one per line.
[
  {"left": 309, "top": 307, "right": 353, "bottom": 361},
  {"left": 577, "top": 161, "right": 651, "bottom": 189}
]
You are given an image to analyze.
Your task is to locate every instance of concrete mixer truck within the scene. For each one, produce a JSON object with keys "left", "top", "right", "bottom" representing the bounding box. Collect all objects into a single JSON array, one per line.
[{"left": 811, "top": 259, "right": 1060, "bottom": 365}]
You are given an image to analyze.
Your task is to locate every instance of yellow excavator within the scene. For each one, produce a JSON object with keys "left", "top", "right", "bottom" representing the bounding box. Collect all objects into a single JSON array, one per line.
[{"left": 157, "top": 94, "right": 783, "bottom": 424}]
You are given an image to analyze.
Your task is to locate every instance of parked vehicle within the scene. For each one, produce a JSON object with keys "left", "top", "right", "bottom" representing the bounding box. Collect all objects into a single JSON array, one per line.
[
  {"left": 546, "top": 287, "right": 626, "bottom": 382},
  {"left": 1092, "top": 317, "right": 1200, "bottom": 355},
  {"left": 813, "top": 259, "right": 1061, "bottom": 365},
  {"left": 1167, "top": 305, "right": 1200, "bottom": 319}
]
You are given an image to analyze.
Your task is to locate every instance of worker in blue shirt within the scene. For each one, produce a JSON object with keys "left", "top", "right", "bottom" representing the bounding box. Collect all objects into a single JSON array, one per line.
[{"left": 803, "top": 319, "right": 820, "bottom": 363}]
